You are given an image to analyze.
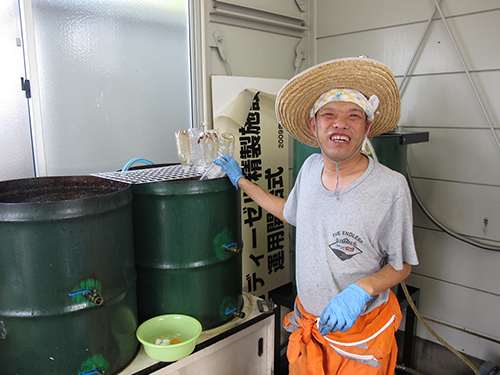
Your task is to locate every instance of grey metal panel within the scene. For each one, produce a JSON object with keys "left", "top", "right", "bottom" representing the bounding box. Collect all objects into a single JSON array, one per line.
[
  {"left": 316, "top": 0, "right": 500, "bottom": 38},
  {"left": 411, "top": 228, "right": 500, "bottom": 297},
  {"left": 209, "top": 23, "right": 301, "bottom": 79},
  {"left": 402, "top": 19, "right": 471, "bottom": 75},
  {"left": 316, "top": 0, "right": 434, "bottom": 38},
  {"left": 215, "top": 0, "right": 305, "bottom": 20},
  {"left": 399, "top": 74, "right": 500, "bottom": 131},
  {"left": 316, "top": 21, "right": 465, "bottom": 76},
  {"left": 444, "top": 9, "right": 500, "bottom": 71},
  {"left": 439, "top": 0, "right": 500, "bottom": 17},
  {"left": 317, "top": 8, "right": 500, "bottom": 75},
  {"left": 406, "top": 271, "right": 500, "bottom": 360},
  {"left": 30, "top": 0, "right": 192, "bottom": 176},
  {"left": 411, "top": 177, "right": 500, "bottom": 241},
  {"left": 0, "top": 0, "right": 35, "bottom": 181},
  {"left": 405, "top": 126, "right": 500, "bottom": 184}
]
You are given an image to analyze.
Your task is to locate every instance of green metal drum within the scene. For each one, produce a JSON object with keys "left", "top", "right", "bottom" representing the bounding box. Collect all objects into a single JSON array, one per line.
[
  {"left": 0, "top": 176, "right": 138, "bottom": 375},
  {"left": 292, "top": 139, "right": 320, "bottom": 182},
  {"left": 369, "top": 133, "right": 408, "bottom": 175},
  {"left": 132, "top": 176, "right": 243, "bottom": 329}
]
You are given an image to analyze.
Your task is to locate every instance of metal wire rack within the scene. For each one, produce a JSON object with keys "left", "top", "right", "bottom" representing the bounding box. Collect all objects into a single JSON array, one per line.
[{"left": 92, "top": 165, "right": 206, "bottom": 184}]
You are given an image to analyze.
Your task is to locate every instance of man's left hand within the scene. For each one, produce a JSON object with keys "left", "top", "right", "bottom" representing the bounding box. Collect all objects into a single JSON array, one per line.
[{"left": 318, "top": 284, "right": 372, "bottom": 335}]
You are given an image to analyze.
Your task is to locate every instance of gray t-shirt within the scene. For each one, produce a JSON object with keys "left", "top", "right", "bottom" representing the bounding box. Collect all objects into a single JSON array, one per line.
[{"left": 284, "top": 154, "right": 419, "bottom": 317}]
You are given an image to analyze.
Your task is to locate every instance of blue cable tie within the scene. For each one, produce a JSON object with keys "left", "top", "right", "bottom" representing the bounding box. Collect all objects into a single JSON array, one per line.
[
  {"left": 225, "top": 308, "right": 237, "bottom": 315},
  {"left": 68, "top": 289, "right": 92, "bottom": 296}
]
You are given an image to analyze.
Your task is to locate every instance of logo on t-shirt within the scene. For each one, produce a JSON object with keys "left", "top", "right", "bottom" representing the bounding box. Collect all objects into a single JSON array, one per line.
[{"left": 329, "top": 231, "right": 363, "bottom": 261}]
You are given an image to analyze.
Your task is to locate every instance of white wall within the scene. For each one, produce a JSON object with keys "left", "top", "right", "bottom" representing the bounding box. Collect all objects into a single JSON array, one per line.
[{"left": 315, "top": 0, "right": 500, "bottom": 364}]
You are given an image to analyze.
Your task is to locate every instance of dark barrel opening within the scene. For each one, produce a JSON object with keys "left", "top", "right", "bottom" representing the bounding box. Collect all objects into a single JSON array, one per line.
[{"left": 0, "top": 176, "right": 129, "bottom": 203}]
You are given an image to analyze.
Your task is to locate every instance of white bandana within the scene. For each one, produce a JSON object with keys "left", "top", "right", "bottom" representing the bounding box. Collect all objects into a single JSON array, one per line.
[{"left": 310, "top": 88, "right": 380, "bottom": 122}]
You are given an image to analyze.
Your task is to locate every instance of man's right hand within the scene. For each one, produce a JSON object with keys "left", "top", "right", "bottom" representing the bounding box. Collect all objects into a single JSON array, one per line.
[
  {"left": 318, "top": 284, "right": 372, "bottom": 335},
  {"left": 213, "top": 155, "right": 244, "bottom": 189}
]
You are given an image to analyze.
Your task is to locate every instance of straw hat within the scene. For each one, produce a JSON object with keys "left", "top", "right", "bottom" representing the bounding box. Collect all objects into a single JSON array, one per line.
[{"left": 275, "top": 57, "right": 401, "bottom": 148}]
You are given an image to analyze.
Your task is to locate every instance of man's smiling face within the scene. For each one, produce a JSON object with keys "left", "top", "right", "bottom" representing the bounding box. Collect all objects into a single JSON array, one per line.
[{"left": 309, "top": 101, "right": 372, "bottom": 163}]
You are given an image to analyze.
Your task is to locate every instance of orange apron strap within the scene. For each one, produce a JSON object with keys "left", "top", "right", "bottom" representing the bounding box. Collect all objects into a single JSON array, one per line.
[
  {"left": 284, "top": 297, "right": 329, "bottom": 374},
  {"left": 285, "top": 291, "right": 402, "bottom": 375}
]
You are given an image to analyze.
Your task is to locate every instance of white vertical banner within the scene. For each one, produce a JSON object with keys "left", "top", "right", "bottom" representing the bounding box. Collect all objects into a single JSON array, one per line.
[{"left": 212, "top": 76, "right": 290, "bottom": 299}]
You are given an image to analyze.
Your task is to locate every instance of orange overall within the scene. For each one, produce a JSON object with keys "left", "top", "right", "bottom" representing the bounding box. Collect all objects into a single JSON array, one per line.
[{"left": 284, "top": 291, "right": 402, "bottom": 375}]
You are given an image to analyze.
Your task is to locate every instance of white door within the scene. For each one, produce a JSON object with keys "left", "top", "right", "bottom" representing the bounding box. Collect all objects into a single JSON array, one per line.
[
  {"left": 0, "top": 0, "right": 36, "bottom": 181},
  {"left": 2, "top": 0, "right": 193, "bottom": 178}
]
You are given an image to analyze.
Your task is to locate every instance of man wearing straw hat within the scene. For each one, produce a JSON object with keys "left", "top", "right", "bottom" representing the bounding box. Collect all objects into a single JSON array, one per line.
[{"left": 214, "top": 57, "right": 419, "bottom": 375}]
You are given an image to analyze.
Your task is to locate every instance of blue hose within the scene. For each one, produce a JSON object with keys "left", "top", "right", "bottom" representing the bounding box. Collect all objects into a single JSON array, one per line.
[
  {"left": 78, "top": 370, "right": 101, "bottom": 375},
  {"left": 121, "top": 157, "right": 154, "bottom": 171}
]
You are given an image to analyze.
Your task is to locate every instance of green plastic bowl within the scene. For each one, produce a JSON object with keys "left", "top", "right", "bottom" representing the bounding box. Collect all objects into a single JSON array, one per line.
[{"left": 136, "top": 314, "right": 202, "bottom": 362}]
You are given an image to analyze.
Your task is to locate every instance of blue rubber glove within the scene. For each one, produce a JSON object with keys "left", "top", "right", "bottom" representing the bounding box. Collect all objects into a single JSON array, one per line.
[
  {"left": 318, "top": 284, "right": 372, "bottom": 335},
  {"left": 213, "top": 155, "right": 244, "bottom": 189}
]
